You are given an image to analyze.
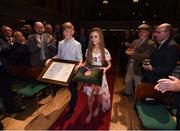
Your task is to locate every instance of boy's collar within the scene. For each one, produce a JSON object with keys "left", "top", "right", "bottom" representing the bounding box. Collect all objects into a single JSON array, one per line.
[{"left": 64, "top": 37, "right": 74, "bottom": 43}]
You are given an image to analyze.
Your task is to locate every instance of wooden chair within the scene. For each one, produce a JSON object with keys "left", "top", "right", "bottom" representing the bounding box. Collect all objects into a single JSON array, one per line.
[
  {"left": 10, "top": 65, "right": 50, "bottom": 114},
  {"left": 15, "top": 83, "right": 48, "bottom": 114},
  {"left": 135, "top": 82, "right": 167, "bottom": 102},
  {"left": 134, "top": 82, "right": 176, "bottom": 130}
]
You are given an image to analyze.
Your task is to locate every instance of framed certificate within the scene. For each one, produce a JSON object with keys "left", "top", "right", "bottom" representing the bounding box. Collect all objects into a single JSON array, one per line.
[{"left": 37, "top": 59, "right": 78, "bottom": 86}]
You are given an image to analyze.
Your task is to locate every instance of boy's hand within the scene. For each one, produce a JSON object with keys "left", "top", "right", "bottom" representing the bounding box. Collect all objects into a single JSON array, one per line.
[{"left": 74, "top": 63, "right": 83, "bottom": 71}]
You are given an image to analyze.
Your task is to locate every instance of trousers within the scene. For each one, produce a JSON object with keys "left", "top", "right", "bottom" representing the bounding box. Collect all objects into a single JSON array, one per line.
[
  {"left": 68, "top": 80, "right": 78, "bottom": 111},
  {"left": 0, "top": 65, "right": 15, "bottom": 113},
  {"left": 124, "top": 62, "right": 142, "bottom": 95}
]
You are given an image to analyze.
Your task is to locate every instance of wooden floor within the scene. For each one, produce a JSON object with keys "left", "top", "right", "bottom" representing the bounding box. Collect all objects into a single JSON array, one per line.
[
  {"left": 2, "top": 87, "right": 71, "bottom": 130},
  {"left": 2, "top": 67, "right": 141, "bottom": 130},
  {"left": 109, "top": 70, "right": 141, "bottom": 130}
]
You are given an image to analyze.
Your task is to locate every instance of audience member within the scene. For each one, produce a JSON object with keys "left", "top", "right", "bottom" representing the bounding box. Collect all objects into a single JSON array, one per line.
[
  {"left": 76, "top": 28, "right": 88, "bottom": 61},
  {"left": 27, "top": 21, "right": 57, "bottom": 68},
  {"left": 119, "top": 30, "right": 131, "bottom": 75},
  {"left": 0, "top": 33, "right": 24, "bottom": 114},
  {"left": 53, "top": 24, "right": 62, "bottom": 43},
  {"left": 44, "top": 24, "right": 56, "bottom": 44},
  {"left": 155, "top": 76, "right": 180, "bottom": 129},
  {"left": 45, "top": 24, "right": 54, "bottom": 36},
  {"left": 10, "top": 31, "right": 30, "bottom": 66},
  {"left": 151, "top": 25, "right": 158, "bottom": 42},
  {"left": 0, "top": 25, "right": 13, "bottom": 46},
  {"left": 22, "top": 24, "right": 33, "bottom": 39},
  {"left": 122, "top": 24, "right": 156, "bottom": 97},
  {"left": 143, "top": 23, "right": 179, "bottom": 84},
  {"left": 0, "top": 25, "right": 13, "bottom": 113}
]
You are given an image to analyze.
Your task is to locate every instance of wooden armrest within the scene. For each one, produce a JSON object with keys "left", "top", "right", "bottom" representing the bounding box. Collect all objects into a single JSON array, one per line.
[
  {"left": 10, "top": 65, "right": 43, "bottom": 79},
  {"left": 10, "top": 65, "right": 29, "bottom": 77},
  {"left": 135, "top": 82, "right": 167, "bottom": 101},
  {"left": 27, "top": 67, "right": 43, "bottom": 79}
]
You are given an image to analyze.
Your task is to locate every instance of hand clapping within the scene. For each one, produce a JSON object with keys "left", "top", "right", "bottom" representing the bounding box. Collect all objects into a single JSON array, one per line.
[{"left": 155, "top": 76, "right": 180, "bottom": 93}]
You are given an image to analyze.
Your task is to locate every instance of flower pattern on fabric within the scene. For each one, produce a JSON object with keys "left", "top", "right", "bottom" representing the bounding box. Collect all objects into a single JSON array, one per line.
[{"left": 83, "top": 48, "right": 111, "bottom": 112}]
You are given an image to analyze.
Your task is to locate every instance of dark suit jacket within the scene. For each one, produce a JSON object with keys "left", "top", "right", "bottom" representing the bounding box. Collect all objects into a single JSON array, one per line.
[
  {"left": 0, "top": 36, "right": 12, "bottom": 69},
  {"left": 27, "top": 33, "right": 57, "bottom": 67},
  {"left": 143, "top": 38, "right": 179, "bottom": 84},
  {"left": 0, "top": 36, "right": 9, "bottom": 45},
  {"left": 10, "top": 42, "right": 30, "bottom": 66}
]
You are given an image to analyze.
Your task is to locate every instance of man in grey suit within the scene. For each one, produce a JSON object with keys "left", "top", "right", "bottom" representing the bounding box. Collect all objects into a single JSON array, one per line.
[
  {"left": 27, "top": 21, "right": 57, "bottom": 68},
  {"left": 122, "top": 24, "right": 156, "bottom": 97}
]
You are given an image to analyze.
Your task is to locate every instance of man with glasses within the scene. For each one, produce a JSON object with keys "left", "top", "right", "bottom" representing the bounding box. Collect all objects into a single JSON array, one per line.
[{"left": 143, "top": 23, "right": 179, "bottom": 84}]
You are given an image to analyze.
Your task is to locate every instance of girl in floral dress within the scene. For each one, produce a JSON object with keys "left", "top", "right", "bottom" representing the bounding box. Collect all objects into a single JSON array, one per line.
[{"left": 82, "top": 27, "right": 112, "bottom": 123}]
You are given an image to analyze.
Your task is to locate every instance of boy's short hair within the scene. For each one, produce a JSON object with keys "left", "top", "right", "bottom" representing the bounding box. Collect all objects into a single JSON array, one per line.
[{"left": 62, "top": 22, "right": 74, "bottom": 31}]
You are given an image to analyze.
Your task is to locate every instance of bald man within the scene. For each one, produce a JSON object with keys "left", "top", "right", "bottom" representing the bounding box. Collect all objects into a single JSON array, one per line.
[
  {"left": 27, "top": 21, "right": 57, "bottom": 67},
  {"left": 143, "top": 23, "right": 179, "bottom": 83}
]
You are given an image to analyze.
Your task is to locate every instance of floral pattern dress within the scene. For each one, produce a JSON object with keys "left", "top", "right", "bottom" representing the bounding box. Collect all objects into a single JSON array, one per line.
[{"left": 83, "top": 48, "right": 111, "bottom": 112}]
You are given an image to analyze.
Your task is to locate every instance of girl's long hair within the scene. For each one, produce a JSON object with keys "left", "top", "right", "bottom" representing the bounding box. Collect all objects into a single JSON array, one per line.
[{"left": 86, "top": 27, "right": 106, "bottom": 66}]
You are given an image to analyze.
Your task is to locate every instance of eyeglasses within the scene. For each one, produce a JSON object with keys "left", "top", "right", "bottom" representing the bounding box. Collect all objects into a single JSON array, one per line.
[{"left": 154, "top": 30, "right": 168, "bottom": 34}]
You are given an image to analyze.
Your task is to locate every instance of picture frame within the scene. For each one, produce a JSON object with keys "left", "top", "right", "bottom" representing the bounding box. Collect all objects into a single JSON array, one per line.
[{"left": 37, "top": 59, "right": 78, "bottom": 86}]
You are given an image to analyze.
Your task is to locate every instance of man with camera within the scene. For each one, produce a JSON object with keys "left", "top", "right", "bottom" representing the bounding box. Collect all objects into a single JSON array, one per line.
[{"left": 143, "top": 23, "right": 179, "bottom": 84}]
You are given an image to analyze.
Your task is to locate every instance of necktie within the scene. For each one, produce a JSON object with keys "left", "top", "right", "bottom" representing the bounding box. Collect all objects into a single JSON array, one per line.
[{"left": 40, "top": 35, "right": 46, "bottom": 61}]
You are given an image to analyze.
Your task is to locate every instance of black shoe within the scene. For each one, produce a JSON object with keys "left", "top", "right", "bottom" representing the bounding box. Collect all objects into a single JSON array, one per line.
[
  {"left": 64, "top": 109, "right": 74, "bottom": 120},
  {"left": 120, "top": 92, "right": 132, "bottom": 97}
]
